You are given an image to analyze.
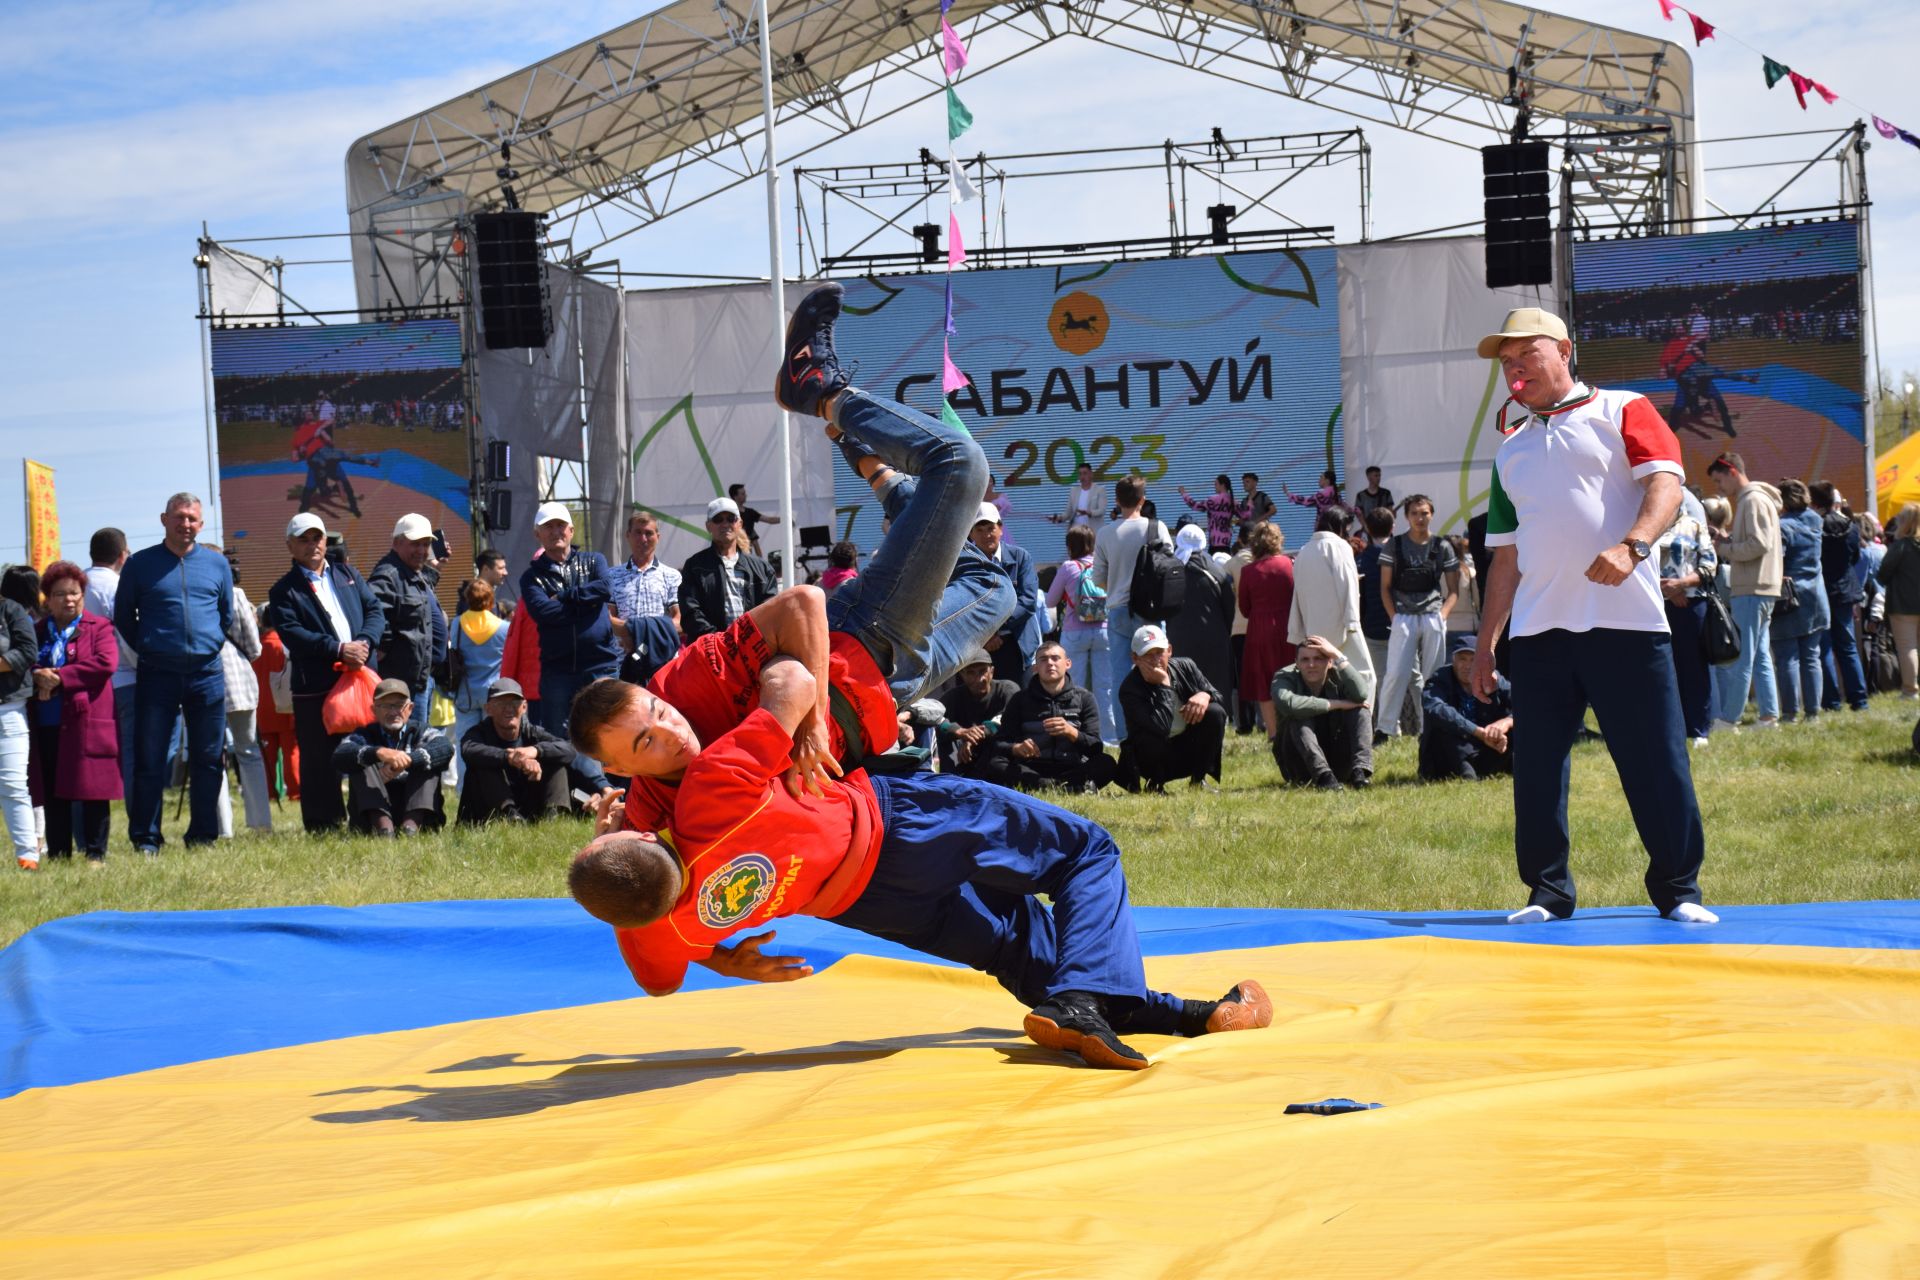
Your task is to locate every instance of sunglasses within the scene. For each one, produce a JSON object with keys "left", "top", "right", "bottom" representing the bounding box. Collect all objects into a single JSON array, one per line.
[{"left": 709, "top": 514, "right": 739, "bottom": 525}]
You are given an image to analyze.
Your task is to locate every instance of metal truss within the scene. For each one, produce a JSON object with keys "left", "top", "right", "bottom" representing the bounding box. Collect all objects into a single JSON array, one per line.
[{"left": 347, "top": 0, "right": 1695, "bottom": 309}]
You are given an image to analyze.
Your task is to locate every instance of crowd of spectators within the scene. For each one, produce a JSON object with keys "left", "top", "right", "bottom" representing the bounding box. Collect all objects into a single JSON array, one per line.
[{"left": 4, "top": 447, "right": 1917, "bottom": 868}]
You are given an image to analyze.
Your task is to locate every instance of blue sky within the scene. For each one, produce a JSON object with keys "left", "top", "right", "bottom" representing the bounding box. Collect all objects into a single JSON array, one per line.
[{"left": 2, "top": 0, "right": 1915, "bottom": 566}]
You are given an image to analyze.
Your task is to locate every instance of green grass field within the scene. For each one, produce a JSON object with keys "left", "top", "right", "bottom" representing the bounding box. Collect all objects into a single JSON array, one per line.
[{"left": 3, "top": 700, "right": 1916, "bottom": 948}]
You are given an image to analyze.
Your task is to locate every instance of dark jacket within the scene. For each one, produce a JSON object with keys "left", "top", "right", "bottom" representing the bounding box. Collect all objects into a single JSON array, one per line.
[
  {"left": 989, "top": 543, "right": 1044, "bottom": 666},
  {"left": 1167, "top": 554, "right": 1236, "bottom": 697},
  {"left": 940, "top": 677, "right": 1020, "bottom": 731},
  {"left": 1420, "top": 665, "right": 1512, "bottom": 740},
  {"left": 1356, "top": 543, "right": 1390, "bottom": 641},
  {"left": 678, "top": 545, "right": 777, "bottom": 641},
  {"left": 115, "top": 542, "right": 233, "bottom": 672},
  {"left": 0, "top": 598, "right": 35, "bottom": 705},
  {"left": 367, "top": 550, "right": 436, "bottom": 694},
  {"left": 332, "top": 719, "right": 453, "bottom": 778},
  {"left": 992, "top": 675, "right": 1104, "bottom": 764},
  {"left": 459, "top": 716, "right": 576, "bottom": 770},
  {"left": 265, "top": 562, "right": 386, "bottom": 697},
  {"left": 520, "top": 548, "right": 621, "bottom": 676},
  {"left": 1118, "top": 656, "right": 1221, "bottom": 742},
  {"left": 1818, "top": 510, "right": 1862, "bottom": 606}
]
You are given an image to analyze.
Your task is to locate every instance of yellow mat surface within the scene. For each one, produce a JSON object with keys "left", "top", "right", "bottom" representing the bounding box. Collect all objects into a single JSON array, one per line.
[{"left": 4, "top": 936, "right": 1919, "bottom": 1278}]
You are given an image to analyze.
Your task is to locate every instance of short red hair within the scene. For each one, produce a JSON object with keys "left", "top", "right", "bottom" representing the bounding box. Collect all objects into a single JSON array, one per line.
[{"left": 39, "top": 560, "right": 86, "bottom": 598}]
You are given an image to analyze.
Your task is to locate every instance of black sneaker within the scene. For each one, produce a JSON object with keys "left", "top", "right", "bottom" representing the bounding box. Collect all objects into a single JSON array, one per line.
[
  {"left": 774, "top": 284, "right": 851, "bottom": 417},
  {"left": 1023, "top": 991, "right": 1150, "bottom": 1071}
]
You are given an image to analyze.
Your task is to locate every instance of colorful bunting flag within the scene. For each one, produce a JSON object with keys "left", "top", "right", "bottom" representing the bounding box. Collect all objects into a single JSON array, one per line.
[
  {"left": 1762, "top": 56, "right": 1790, "bottom": 90},
  {"left": 1688, "top": 13, "right": 1714, "bottom": 45},
  {"left": 1657, "top": 0, "right": 1679, "bottom": 18},
  {"left": 1901, "top": 130, "right": 1920, "bottom": 151},
  {"left": 946, "top": 86, "right": 973, "bottom": 140},
  {"left": 1812, "top": 82, "right": 1838, "bottom": 105},
  {"left": 1788, "top": 70, "right": 1813, "bottom": 110},
  {"left": 942, "top": 19, "right": 969, "bottom": 77},
  {"left": 942, "top": 345, "right": 969, "bottom": 394},
  {"left": 940, "top": 403, "right": 968, "bottom": 434},
  {"left": 949, "top": 158, "right": 978, "bottom": 205},
  {"left": 1874, "top": 116, "right": 1900, "bottom": 139},
  {"left": 937, "top": 0, "right": 973, "bottom": 437},
  {"left": 948, "top": 211, "right": 967, "bottom": 268}
]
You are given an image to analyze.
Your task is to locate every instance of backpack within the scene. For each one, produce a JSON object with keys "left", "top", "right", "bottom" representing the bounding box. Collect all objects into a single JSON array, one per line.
[
  {"left": 1129, "top": 520, "right": 1186, "bottom": 622},
  {"left": 1069, "top": 559, "right": 1108, "bottom": 624},
  {"left": 1387, "top": 533, "right": 1442, "bottom": 598}
]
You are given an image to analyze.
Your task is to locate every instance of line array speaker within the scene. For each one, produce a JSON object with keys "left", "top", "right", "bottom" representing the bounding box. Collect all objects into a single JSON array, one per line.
[
  {"left": 472, "top": 211, "right": 553, "bottom": 351},
  {"left": 1482, "top": 142, "right": 1553, "bottom": 289}
]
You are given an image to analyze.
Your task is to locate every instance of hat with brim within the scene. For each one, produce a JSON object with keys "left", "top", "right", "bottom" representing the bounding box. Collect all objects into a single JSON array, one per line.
[
  {"left": 1449, "top": 634, "right": 1479, "bottom": 658},
  {"left": 959, "top": 647, "right": 993, "bottom": 670},
  {"left": 1131, "top": 623, "right": 1171, "bottom": 656},
  {"left": 1476, "top": 307, "right": 1570, "bottom": 360},
  {"left": 974, "top": 501, "right": 1002, "bottom": 527},
  {"left": 485, "top": 677, "right": 526, "bottom": 702},
  {"left": 373, "top": 678, "right": 411, "bottom": 702}
]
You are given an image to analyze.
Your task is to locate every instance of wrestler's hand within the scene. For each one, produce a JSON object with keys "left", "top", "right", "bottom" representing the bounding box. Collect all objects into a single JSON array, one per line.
[
  {"left": 590, "top": 788, "right": 628, "bottom": 836},
  {"left": 708, "top": 931, "right": 814, "bottom": 984},
  {"left": 784, "top": 714, "right": 843, "bottom": 799}
]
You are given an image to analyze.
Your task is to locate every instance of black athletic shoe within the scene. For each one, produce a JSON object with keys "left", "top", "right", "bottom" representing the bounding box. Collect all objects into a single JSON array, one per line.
[
  {"left": 775, "top": 284, "right": 851, "bottom": 417},
  {"left": 1023, "top": 991, "right": 1150, "bottom": 1071}
]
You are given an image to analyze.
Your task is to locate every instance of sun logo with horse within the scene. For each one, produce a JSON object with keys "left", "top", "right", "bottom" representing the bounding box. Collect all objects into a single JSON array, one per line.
[{"left": 1049, "top": 290, "right": 1110, "bottom": 356}]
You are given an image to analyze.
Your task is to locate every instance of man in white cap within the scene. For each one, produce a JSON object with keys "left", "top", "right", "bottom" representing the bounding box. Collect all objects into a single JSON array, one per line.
[
  {"left": 264, "top": 512, "right": 386, "bottom": 832},
  {"left": 1471, "top": 306, "right": 1717, "bottom": 925},
  {"left": 1116, "top": 622, "right": 1225, "bottom": 792},
  {"left": 969, "top": 501, "right": 1042, "bottom": 684},
  {"left": 677, "top": 496, "right": 777, "bottom": 642},
  {"left": 368, "top": 513, "right": 439, "bottom": 733},
  {"left": 519, "top": 501, "right": 622, "bottom": 790}
]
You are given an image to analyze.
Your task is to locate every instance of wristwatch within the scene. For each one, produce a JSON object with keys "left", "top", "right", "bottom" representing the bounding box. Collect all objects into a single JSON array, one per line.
[{"left": 1623, "top": 538, "right": 1652, "bottom": 562}]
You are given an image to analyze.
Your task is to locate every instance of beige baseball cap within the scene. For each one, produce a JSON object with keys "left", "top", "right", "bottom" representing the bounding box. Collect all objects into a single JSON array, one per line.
[{"left": 1476, "top": 307, "right": 1570, "bottom": 360}]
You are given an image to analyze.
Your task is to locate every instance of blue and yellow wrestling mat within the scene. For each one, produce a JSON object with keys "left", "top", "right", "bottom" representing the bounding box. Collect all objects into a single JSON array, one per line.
[{"left": 4, "top": 903, "right": 1920, "bottom": 1277}]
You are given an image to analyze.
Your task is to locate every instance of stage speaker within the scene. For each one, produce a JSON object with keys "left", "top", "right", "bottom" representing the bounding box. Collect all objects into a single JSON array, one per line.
[
  {"left": 472, "top": 211, "right": 552, "bottom": 350},
  {"left": 1482, "top": 142, "right": 1553, "bottom": 289},
  {"left": 488, "top": 487, "right": 513, "bottom": 531},
  {"left": 912, "top": 223, "right": 942, "bottom": 264},
  {"left": 485, "top": 439, "right": 511, "bottom": 482}
]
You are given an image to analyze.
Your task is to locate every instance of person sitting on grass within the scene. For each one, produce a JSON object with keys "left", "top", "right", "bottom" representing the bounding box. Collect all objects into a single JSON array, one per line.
[
  {"left": 1419, "top": 635, "right": 1514, "bottom": 783},
  {"left": 934, "top": 649, "right": 1018, "bottom": 778},
  {"left": 1116, "top": 623, "right": 1226, "bottom": 794},
  {"left": 456, "top": 678, "right": 576, "bottom": 825},
  {"left": 332, "top": 678, "right": 452, "bottom": 836},
  {"left": 980, "top": 640, "right": 1114, "bottom": 795},
  {"left": 1269, "top": 634, "right": 1373, "bottom": 792}
]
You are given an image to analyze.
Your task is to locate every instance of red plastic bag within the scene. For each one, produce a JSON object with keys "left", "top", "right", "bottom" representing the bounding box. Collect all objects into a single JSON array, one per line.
[{"left": 322, "top": 664, "right": 379, "bottom": 735}]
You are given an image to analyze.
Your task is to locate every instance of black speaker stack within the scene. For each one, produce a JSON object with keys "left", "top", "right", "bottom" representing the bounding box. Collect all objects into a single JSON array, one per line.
[
  {"left": 472, "top": 211, "right": 553, "bottom": 351},
  {"left": 1481, "top": 142, "right": 1553, "bottom": 289}
]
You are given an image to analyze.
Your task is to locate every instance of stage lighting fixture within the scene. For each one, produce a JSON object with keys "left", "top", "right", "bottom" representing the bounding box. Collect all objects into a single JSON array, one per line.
[
  {"left": 912, "top": 222, "right": 942, "bottom": 263},
  {"left": 1206, "top": 203, "right": 1236, "bottom": 246}
]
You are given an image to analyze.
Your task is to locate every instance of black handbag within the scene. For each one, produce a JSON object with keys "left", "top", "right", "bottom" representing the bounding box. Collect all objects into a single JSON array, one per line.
[
  {"left": 1701, "top": 591, "right": 1740, "bottom": 666},
  {"left": 1773, "top": 577, "right": 1800, "bottom": 617}
]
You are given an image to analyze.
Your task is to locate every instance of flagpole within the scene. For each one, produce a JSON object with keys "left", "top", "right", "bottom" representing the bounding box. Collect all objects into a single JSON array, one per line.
[{"left": 754, "top": 0, "right": 798, "bottom": 585}]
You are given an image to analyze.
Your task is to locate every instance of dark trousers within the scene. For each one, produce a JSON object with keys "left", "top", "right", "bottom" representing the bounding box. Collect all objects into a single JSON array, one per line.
[
  {"left": 1418, "top": 727, "right": 1514, "bottom": 782},
  {"left": 1508, "top": 628, "right": 1706, "bottom": 917},
  {"left": 1820, "top": 607, "right": 1869, "bottom": 710},
  {"left": 537, "top": 665, "right": 615, "bottom": 790},
  {"left": 345, "top": 766, "right": 442, "bottom": 830},
  {"left": 833, "top": 772, "right": 1183, "bottom": 1031},
  {"left": 1230, "top": 635, "right": 1256, "bottom": 732},
  {"left": 456, "top": 760, "right": 572, "bottom": 824},
  {"left": 292, "top": 694, "right": 348, "bottom": 832},
  {"left": 1274, "top": 706, "right": 1373, "bottom": 785},
  {"left": 1119, "top": 703, "right": 1226, "bottom": 791},
  {"left": 979, "top": 751, "right": 1117, "bottom": 794},
  {"left": 114, "top": 686, "right": 137, "bottom": 818},
  {"left": 130, "top": 660, "right": 226, "bottom": 849},
  {"left": 32, "top": 725, "right": 111, "bottom": 859},
  {"left": 1664, "top": 598, "right": 1714, "bottom": 740}
]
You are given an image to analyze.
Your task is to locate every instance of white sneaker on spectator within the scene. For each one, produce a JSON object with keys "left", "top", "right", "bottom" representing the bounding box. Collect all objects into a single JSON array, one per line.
[
  {"left": 1689, "top": 736, "right": 1709, "bottom": 749},
  {"left": 1708, "top": 718, "right": 1741, "bottom": 735},
  {"left": 1666, "top": 902, "right": 1719, "bottom": 924},
  {"left": 1753, "top": 717, "right": 1780, "bottom": 730},
  {"left": 1506, "top": 904, "right": 1554, "bottom": 925}
]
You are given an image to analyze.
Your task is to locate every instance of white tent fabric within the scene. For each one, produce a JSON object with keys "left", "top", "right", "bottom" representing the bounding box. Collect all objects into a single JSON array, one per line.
[
  {"left": 1336, "top": 237, "right": 1559, "bottom": 538},
  {"left": 624, "top": 283, "right": 833, "bottom": 573},
  {"left": 204, "top": 245, "right": 285, "bottom": 322}
]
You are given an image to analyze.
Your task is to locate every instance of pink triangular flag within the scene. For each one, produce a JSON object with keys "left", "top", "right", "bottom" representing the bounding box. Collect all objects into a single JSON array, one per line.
[
  {"left": 1812, "top": 81, "right": 1838, "bottom": 105},
  {"left": 948, "top": 210, "right": 967, "bottom": 268},
  {"left": 1657, "top": 0, "right": 1679, "bottom": 18},
  {"left": 941, "top": 17, "right": 969, "bottom": 77},
  {"left": 1688, "top": 13, "right": 1713, "bottom": 44},
  {"left": 942, "top": 342, "right": 969, "bottom": 394},
  {"left": 1874, "top": 115, "right": 1900, "bottom": 139},
  {"left": 1788, "top": 71, "right": 1813, "bottom": 109}
]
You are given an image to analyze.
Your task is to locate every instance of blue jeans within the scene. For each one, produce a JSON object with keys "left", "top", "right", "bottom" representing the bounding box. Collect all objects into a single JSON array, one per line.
[
  {"left": 114, "top": 683, "right": 137, "bottom": 806},
  {"left": 1819, "top": 608, "right": 1869, "bottom": 710},
  {"left": 1104, "top": 605, "right": 1142, "bottom": 742},
  {"left": 1061, "top": 625, "right": 1117, "bottom": 741},
  {"left": 825, "top": 389, "right": 1012, "bottom": 706},
  {"left": 1717, "top": 595, "right": 1779, "bottom": 723},
  {"left": 131, "top": 660, "right": 227, "bottom": 849},
  {"left": 1508, "top": 628, "right": 1706, "bottom": 917},
  {"left": 1771, "top": 628, "right": 1823, "bottom": 721},
  {"left": 537, "top": 666, "right": 614, "bottom": 790},
  {"left": 834, "top": 772, "right": 1184, "bottom": 1031}
]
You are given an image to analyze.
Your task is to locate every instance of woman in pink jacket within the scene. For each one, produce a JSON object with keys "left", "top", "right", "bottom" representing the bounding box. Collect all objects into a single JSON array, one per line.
[{"left": 26, "top": 561, "right": 120, "bottom": 866}]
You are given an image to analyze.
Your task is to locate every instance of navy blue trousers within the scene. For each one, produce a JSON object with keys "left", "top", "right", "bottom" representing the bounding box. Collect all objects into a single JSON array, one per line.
[
  {"left": 1507, "top": 628, "right": 1707, "bottom": 917},
  {"left": 832, "top": 773, "right": 1184, "bottom": 1031}
]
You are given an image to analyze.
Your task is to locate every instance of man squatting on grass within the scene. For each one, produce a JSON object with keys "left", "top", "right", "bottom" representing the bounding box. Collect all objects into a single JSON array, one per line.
[{"left": 563, "top": 284, "right": 1272, "bottom": 1071}]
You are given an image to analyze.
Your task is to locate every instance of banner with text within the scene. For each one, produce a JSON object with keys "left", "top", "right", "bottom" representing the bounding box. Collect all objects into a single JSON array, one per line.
[
  {"left": 23, "top": 461, "right": 58, "bottom": 571},
  {"left": 831, "top": 249, "right": 1341, "bottom": 555}
]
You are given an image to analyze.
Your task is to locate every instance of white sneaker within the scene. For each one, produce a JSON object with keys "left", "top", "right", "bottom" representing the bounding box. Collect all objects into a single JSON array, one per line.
[
  {"left": 1666, "top": 902, "right": 1719, "bottom": 924},
  {"left": 1506, "top": 904, "right": 1554, "bottom": 925},
  {"left": 1753, "top": 717, "right": 1780, "bottom": 730},
  {"left": 1708, "top": 719, "right": 1741, "bottom": 736},
  {"left": 1689, "top": 736, "right": 1710, "bottom": 749}
]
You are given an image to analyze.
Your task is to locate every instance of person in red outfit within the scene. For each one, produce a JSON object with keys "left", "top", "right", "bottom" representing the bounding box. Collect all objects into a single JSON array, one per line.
[
  {"left": 1236, "top": 521, "right": 1298, "bottom": 740},
  {"left": 252, "top": 623, "right": 299, "bottom": 802}
]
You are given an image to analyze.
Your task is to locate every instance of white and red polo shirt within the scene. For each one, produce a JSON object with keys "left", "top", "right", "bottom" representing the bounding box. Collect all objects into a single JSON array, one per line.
[{"left": 1484, "top": 383, "right": 1685, "bottom": 638}]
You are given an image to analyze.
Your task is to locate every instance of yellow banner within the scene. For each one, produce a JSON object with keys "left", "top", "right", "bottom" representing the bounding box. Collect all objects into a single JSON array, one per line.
[{"left": 23, "top": 460, "right": 57, "bottom": 570}]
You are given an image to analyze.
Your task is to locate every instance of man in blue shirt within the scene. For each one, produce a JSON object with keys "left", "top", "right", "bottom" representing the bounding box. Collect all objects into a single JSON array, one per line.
[
  {"left": 114, "top": 493, "right": 234, "bottom": 851},
  {"left": 1419, "top": 635, "right": 1514, "bottom": 782},
  {"left": 970, "top": 503, "right": 1042, "bottom": 686},
  {"left": 519, "top": 501, "right": 619, "bottom": 792}
]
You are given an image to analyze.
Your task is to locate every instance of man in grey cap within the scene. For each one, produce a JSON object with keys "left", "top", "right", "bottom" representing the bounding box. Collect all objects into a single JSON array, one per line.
[
  {"left": 457, "top": 677, "right": 577, "bottom": 824},
  {"left": 1418, "top": 634, "right": 1514, "bottom": 783},
  {"left": 934, "top": 646, "right": 1021, "bottom": 777},
  {"left": 330, "top": 677, "right": 452, "bottom": 835}
]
